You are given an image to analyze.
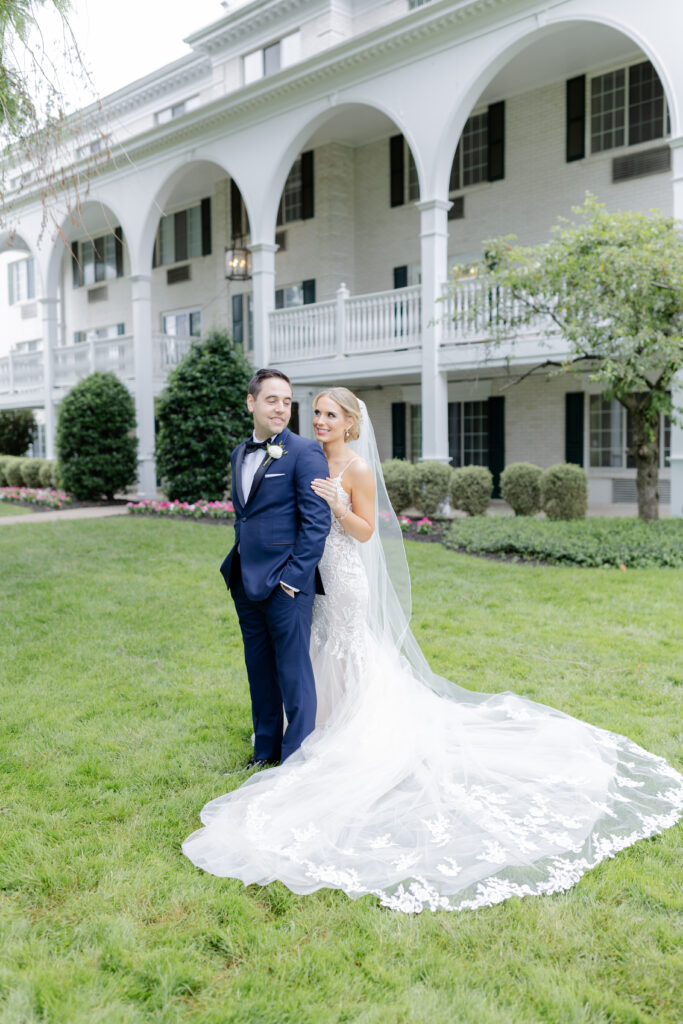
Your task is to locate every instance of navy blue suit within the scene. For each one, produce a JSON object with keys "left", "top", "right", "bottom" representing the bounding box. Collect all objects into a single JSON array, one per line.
[{"left": 220, "top": 428, "right": 330, "bottom": 762}]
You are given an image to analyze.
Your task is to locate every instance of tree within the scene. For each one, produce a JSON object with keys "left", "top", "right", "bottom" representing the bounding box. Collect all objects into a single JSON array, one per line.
[
  {"left": 457, "top": 196, "right": 683, "bottom": 521},
  {"left": 156, "top": 330, "right": 254, "bottom": 502},
  {"left": 56, "top": 372, "right": 137, "bottom": 499},
  {"left": 0, "top": 407, "right": 36, "bottom": 453}
]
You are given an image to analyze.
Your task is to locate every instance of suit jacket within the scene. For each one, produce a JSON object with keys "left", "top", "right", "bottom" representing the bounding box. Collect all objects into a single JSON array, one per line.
[{"left": 220, "top": 427, "right": 330, "bottom": 601}]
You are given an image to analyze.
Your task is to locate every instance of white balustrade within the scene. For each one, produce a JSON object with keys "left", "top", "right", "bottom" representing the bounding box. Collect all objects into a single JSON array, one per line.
[
  {"left": 441, "top": 276, "right": 557, "bottom": 346},
  {"left": 270, "top": 301, "right": 336, "bottom": 362},
  {"left": 153, "top": 332, "right": 194, "bottom": 376},
  {"left": 346, "top": 285, "right": 421, "bottom": 354},
  {"left": 0, "top": 351, "right": 44, "bottom": 394}
]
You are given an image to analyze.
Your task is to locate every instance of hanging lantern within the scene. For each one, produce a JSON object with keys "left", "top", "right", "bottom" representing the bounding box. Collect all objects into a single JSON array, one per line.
[{"left": 225, "top": 238, "right": 251, "bottom": 280}]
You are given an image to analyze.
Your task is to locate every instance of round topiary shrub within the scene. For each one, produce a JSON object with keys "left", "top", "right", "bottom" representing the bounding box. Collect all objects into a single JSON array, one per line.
[
  {"left": 411, "top": 461, "right": 452, "bottom": 518},
  {"left": 381, "top": 459, "right": 415, "bottom": 514},
  {"left": 57, "top": 372, "right": 138, "bottom": 500},
  {"left": 38, "top": 460, "right": 55, "bottom": 488},
  {"left": 5, "top": 456, "right": 25, "bottom": 487},
  {"left": 156, "top": 330, "right": 254, "bottom": 502},
  {"left": 20, "top": 458, "right": 44, "bottom": 488},
  {"left": 540, "top": 463, "right": 587, "bottom": 520},
  {"left": 450, "top": 465, "right": 493, "bottom": 516},
  {"left": 500, "top": 462, "right": 542, "bottom": 516}
]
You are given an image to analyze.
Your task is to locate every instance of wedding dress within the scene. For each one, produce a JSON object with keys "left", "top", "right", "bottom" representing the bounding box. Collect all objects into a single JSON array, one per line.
[{"left": 182, "top": 409, "right": 683, "bottom": 914}]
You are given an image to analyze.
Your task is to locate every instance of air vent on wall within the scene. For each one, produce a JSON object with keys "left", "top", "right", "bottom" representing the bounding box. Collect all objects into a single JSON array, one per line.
[
  {"left": 167, "top": 264, "right": 191, "bottom": 285},
  {"left": 275, "top": 230, "right": 287, "bottom": 252},
  {"left": 87, "top": 286, "right": 108, "bottom": 304},
  {"left": 612, "top": 146, "right": 670, "bottom": 183},
  {"left": 612, "top": 478, "right": 670, "bottom": 503},
  {"left": 20, "top": 302, "right": 37, "bottom": 319},
  {"left": 448, "top": 196, "right": 465, "bottom": 220}
]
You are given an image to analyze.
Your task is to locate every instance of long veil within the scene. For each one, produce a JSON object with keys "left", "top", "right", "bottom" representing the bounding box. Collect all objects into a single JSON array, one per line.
[{"left": 349, "top": 400, "right": 484, "bottom": 705}]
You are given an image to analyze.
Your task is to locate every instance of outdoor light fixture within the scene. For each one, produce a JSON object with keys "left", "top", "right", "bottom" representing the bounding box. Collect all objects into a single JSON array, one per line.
[{"left": 225, "top": 238, "right": 251, "bottom": 281}]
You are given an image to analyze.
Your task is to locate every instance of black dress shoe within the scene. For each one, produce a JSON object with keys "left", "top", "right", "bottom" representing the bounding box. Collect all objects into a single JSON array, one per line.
[{"left": 244, "top": 757, "right": 279, "bottom": 770}]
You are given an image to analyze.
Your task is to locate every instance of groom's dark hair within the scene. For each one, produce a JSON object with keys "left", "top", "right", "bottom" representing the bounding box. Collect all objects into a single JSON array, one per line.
[{"left": 248, "top": 367, "right": 291, "bottom": 398}]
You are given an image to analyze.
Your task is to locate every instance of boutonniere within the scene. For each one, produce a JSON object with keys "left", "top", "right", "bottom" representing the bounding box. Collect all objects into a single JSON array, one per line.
[{"left": 264, "top": 442, "right": 288, "bottom": 468}]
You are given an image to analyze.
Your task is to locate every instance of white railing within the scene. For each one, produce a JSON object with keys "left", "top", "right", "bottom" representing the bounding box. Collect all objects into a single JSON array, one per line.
[
  {"left": 0, "top": 351, "right": 44, "bottom": 394},
  {"left": 153, "top": 332, "right": 195, "bottom": 377},
  {"left": 52, "top": 335, "right": 135, "bottom": 387},
  {"left": 270, "top": 300, "right": 336, "bottom": 362},
  {"left": 270, "top": 283, "right": 422, "bottom": 362},
  {"left": 440, "top": 276, "right": 555, "bottom": 346}
]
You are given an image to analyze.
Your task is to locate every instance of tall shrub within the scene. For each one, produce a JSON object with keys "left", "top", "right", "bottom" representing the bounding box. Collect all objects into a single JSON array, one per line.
[
  {"left": 0, "top": 409, "right": 36, "bottom": 455},
  {"left": 500, "top": 462, "right": 542, "bottom": 516},
  {"left": 155, "top": 330, "right": 253, "bottom": 502},
  {"left": 540, "top": 463, "right": 587, "bottom": 521},
  {"left": 57, "top": 372, "right": 138, "bottom": 500},
  {"left": 411, "top": 461, "right": 452, "bottom": 517},
  {"left": 381, "top": 459, "right": 415, "bottom": 514},
  {"left": 450, "top": 465, "right": 493, "bottom": 516}
]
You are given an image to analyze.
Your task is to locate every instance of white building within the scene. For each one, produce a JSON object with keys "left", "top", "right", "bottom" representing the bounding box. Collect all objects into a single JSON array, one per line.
[{"left": 1, "top": 0, "right": 682, "bottom": 511}]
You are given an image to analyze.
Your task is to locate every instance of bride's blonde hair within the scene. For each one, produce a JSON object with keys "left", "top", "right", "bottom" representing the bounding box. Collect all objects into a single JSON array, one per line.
[{"left": 314, "top": 387, "right": 362, "bottom": 441}]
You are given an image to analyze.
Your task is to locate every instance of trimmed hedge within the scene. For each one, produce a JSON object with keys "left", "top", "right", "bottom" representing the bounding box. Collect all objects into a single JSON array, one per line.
[
  {"left": 444, "top": 516, "right": 683, "bottom": 568},
  {"left": 381, "top": 459, "right": 414, "bottom": 514},
  {"left": 20, "top": 458, "right": 44, "bottom": 488},
  {"left": 5, "top": 456, "right": 25, "bottom": 487},
  {"left": 450, "top": 465, "right": 493, "bottom": 516},
  {"left": 500, "top": 462, "right": 542, "bottom": 516},
  {"left": 541, "top": 463, "right": 587, "bottom": 520},
  {"left": 411, "top": 461, "right": 452, "bottom": 518}
]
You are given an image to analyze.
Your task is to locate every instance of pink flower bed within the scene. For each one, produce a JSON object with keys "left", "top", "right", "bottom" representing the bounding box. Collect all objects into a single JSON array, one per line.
[
  {"left": 0, "top": 486, "right": 72, "bottom": 509},
  {"left": 127, "top": 499, "right": 235, "bottom": 520}
]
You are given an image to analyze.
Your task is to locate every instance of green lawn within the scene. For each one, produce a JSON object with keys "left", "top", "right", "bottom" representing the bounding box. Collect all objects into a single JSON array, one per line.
[
  {"left": 0, "top": 503, "right": 33, "bottom": 516},
  {"left": 1, "top": 519, "right": 681, "bottom": 1024}
]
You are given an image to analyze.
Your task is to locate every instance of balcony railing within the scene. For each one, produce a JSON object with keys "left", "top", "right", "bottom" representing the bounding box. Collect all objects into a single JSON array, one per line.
[
  {"left": 0, "top": 350, "right": 44, "bottom": 395},
  {"left": 440, "top": 277, "right": 554, "bottom": 346}
]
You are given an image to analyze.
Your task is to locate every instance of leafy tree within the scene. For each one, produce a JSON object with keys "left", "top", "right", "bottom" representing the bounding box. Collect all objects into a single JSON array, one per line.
[
  {"left": 155, "top": 330, "right": 254, "bottom": 502},
  {"left": 0, "top": 407, "right": 36, "bottom": 453},
  {"left": 457, "top": 196, "right": 683, "bottom": 521},
  {"left": 56, "top": 372, "right": 137, "bottom": 499}
]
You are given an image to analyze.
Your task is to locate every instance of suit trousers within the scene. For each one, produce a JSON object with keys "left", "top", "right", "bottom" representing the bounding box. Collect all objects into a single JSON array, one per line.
[{"left": 232, "top": 564, "right": 317, "bottom": 763}]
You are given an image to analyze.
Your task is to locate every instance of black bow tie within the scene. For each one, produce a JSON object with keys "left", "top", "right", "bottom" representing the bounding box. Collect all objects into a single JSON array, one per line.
[{"left": 245, "top": 438, "right": 269, "bottom": 454}]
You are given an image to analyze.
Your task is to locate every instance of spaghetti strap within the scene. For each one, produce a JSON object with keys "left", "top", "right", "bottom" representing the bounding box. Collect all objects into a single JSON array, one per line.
[{"left": 337, "top": 456, "right": 360, "bottom": 481}]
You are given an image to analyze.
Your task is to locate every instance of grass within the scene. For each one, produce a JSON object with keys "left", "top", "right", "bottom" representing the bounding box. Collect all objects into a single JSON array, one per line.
[
  {"left": 1, "top": 518, "right": 681, "bottom": 1024},
  {"left": 0, "top": 504, "right": 33, "bottom": 516}
]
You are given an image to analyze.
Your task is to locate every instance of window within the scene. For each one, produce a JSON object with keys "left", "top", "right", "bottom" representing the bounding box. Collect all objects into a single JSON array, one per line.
[
  {"left": 410, "top": 404, "right": 422, "bottom": 463},
  {"left": 277, "top": 153, "right": 314, "bottom": 225},
  {"left": 448, "top": 401, "right": 489, "bottom": 467},
  {"left": 76, "top": 136, "right": 109, "bottom": 159},
  {"left": 155, "top": 95, "right": 200, "bottom": 125},
  {"left": 449, "top": 102, "right": 505, "bottom": 192},
  {"left": 232, "top": 294, "right": 245, "bottom": 346},
  {"left": 589, "top": 394, "right": 671, "bottom": 468},
  {"left": 8, "top": 258, "right": 35, "bottom": 304},
  {"left": 154, "top": 199, "right": 211, "bottom": 267},
  {"left": 590, "top": 60, "right": 667, "bottom": 154},
  {"left": 74, "top": 323, "right": 125, "bottom": 344},
  {"left": 162, "top": 310, "right": 201, "bottom": 337},
  {"left": 72, "top": 231, "right": 123, "bottom": 288},
  {"left": 243, "top": 31, "right": 301, "bottom": 85},
  {"left": 275, "top": 280, "right": 316, "bottom": 309}
]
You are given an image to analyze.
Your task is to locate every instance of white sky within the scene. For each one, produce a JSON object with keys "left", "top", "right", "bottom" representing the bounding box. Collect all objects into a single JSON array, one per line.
[{"left": 45, "top": 0, "right": 228, "bottom": 109}]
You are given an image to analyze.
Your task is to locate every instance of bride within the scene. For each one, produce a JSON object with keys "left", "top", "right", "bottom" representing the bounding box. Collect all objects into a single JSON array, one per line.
[{"left": 182, "top": 387, "right": 683, "bottom": 913}]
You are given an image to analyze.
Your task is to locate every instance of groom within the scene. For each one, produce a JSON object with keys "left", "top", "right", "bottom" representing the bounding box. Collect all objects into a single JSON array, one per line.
[{"left": 220, "top": 368, "right": 330, "bottom": 767}]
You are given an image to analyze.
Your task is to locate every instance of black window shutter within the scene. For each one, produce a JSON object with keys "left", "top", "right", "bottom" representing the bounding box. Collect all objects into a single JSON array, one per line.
[
  {"left": 302, "top": 279, "right": 316, "bottom": 304},
  {"left": 487, "top": 102, "right": 505, "bottom": 182},
  {"left": 448, "top": 402, "right": 461, "bottom": 467},
  {"left": 390, "top": 135, "right": 405, "bottom": 207},
  {"left": 275, "top": 289, "right": 284, "bottom": 310},
  {"left": 566, "top": 75, "right": 586, "bottom": 162},
  {"left": 393, "top": 265, "right": 408, "bottom": 289},
  {"left": 231, "top": 293, "right": 244, "bottom": 345},
  {"left": 94, "top": 236, "right": 105, "bottom": 282},
  {"left": 487, "top": 395, "right": 505, "bottom": 497},
  {"left": 565, "top": 392, "right": 585, "bottom": 465},
  {"left": 7, "top": 264, "right": 14, "bottom": 304},
  {"left": 391, "top": 403, "right": 407, "bottom": 460},
  {"left": 230, "top": 181, "right": 243, "bottom": 238},
  {"left": 71, "top": 243, "right": 80, "bottom": 288},
  {"left": 114, "top": 227, "right": 124, "bottom": 278},
  {"left": 201, "top": 198, "right": 212, "bottom": 256},
  {"left": 301, "top": 151, "right": 314, "bottom": 220},
  {"left": 174, "top": 211, "right": 188, "bottom": 263}
]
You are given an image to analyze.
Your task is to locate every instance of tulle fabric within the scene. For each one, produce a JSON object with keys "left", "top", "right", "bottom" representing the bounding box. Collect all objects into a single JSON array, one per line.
[{"left": 182, "top": 444, "right": 683, "bottom": 912}]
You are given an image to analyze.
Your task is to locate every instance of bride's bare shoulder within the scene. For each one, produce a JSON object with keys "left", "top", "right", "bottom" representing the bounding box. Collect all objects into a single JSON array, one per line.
[{"left": 348, "top": 457, "right": 375, "bottom": 492}]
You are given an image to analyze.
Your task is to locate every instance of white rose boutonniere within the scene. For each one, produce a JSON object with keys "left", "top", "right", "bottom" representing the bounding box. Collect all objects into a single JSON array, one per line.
[{"left": 264, "top": 442, "right": 287, "bottom": 469}]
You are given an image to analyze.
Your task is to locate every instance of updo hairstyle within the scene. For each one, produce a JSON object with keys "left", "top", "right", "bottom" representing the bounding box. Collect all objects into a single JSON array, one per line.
[{"left": 314, "top": 387, "right": 362, "bottom": 441}]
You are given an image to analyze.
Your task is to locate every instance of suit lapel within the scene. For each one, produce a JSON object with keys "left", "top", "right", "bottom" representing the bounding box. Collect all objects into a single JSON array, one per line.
[
  {"left": 234, "top": 443, "right": 247, "bottom": 510},
  {"left": 245, "top": 429, "right": 289, "bottom": 508}
]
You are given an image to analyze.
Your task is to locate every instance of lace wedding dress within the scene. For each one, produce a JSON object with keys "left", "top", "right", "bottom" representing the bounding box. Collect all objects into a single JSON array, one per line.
[{"left": 183, "top": 424, "right": 683, "bottom": 914}]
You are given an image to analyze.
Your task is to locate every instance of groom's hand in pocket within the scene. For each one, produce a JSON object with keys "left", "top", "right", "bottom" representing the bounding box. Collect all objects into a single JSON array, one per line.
[{"left": 280, "top": 583, "right": 296, "bottom": 598}]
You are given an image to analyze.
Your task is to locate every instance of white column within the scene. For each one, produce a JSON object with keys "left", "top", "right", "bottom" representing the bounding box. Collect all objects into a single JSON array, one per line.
[
  {"left": 38, "top": 297, "right": 58, "bottom": 460},
  {"left": 669, "top": 137, "right": 683, "bottom": 517},
  {"left": 249, "top": 242, "right": 278, "bottom": 368},
  {"left": 335, "top": 283, "right": 349, "bottom": 357},
  {"left": 417, "top": 198, "right": 451, "bottom": 462},
  {"left": 130, "top": 274, "right": 156, "bottom": 499}
]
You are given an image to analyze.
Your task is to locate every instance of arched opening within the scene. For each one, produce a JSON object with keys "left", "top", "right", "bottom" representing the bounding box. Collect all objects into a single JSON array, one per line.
[{"left": 0, "top": 232, "right": 44, "bottom": 445}]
